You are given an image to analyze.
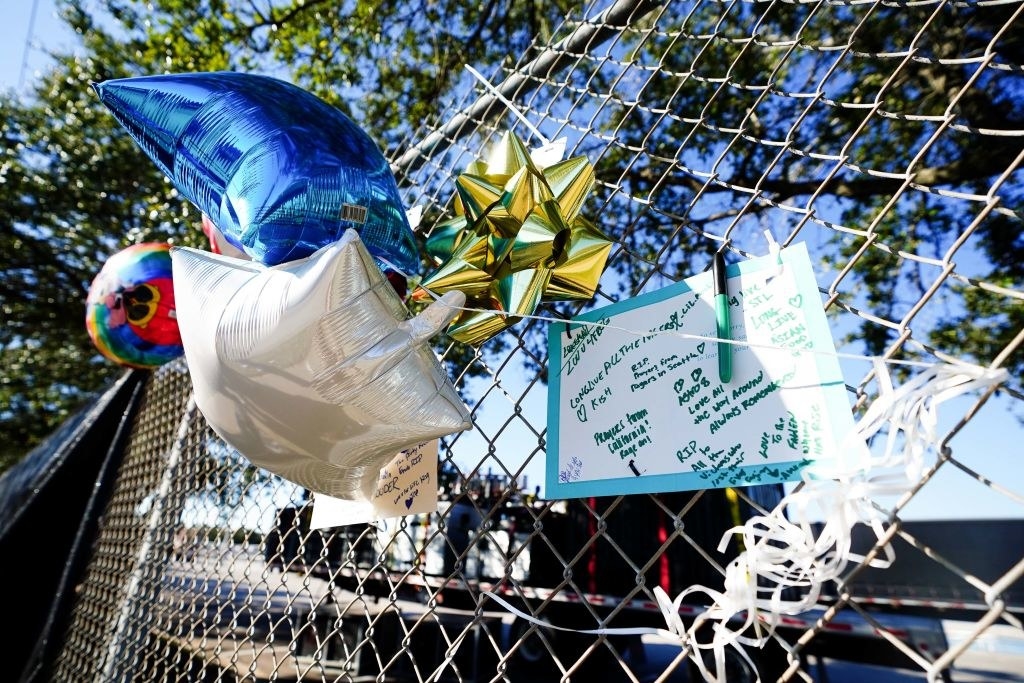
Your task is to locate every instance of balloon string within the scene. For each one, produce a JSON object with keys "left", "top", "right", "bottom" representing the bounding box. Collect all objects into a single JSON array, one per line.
[
  {"left": 407, "top": 280, "right": 973, "bottom": 373},
  {"left": 463, "top": 65, "right": 549, "bottom": 146}
]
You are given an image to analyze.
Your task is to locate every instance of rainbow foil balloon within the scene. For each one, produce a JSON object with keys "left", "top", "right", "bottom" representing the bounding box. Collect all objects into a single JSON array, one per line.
[{"left": 85, "top": 243, "right": 184, "bottom": 368}]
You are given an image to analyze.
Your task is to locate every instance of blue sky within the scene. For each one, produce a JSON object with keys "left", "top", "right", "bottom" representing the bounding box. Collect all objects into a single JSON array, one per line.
[
  {"left": 5, "top": 0, "right": 1022, "bottom": 522},
  {"left": 2, "top": 0, "right": 74, "bottom": 93}
]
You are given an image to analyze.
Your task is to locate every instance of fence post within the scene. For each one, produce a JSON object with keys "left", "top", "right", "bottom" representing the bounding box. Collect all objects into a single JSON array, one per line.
[{"left": 101, "top": 395, "right": 199, "bottom": 682}]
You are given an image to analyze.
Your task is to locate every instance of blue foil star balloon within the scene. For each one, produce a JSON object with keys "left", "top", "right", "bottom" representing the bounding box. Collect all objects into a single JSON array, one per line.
[{"left": 93, "top": 72, "right": 421, "bottom": 274}]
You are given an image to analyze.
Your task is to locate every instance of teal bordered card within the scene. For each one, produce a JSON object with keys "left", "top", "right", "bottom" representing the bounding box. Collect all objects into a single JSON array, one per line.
[{"left": 546, "top": 242, "right": 859, "bottom": 498}]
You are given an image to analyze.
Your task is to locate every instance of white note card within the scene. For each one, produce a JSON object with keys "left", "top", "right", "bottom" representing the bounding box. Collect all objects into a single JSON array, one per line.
[
  {"left": 310, "top": 440, "right": 438, "bottom": 529},
  {"left": 546, "top": 243, "right": 859, "bottom": 498}
]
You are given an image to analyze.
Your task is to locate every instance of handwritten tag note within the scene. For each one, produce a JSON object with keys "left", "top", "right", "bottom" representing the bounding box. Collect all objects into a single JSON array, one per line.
[
  {"left": 310, "top": 441, "right": 438, "bottom": 529},
  {"left": 546, "top": 243, "right": 858, "bottom": 498}
]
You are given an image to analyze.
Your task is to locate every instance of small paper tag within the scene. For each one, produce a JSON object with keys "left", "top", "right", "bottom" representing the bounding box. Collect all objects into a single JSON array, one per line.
[
  {"left": 406, "top": 204, "right": 424, "bottom": 231},
  {"left": 309, "top": 440, "right": 439, "bottom": 529},
  {"left": 531, "top": 137, "right": 567, "bottom": 169}
]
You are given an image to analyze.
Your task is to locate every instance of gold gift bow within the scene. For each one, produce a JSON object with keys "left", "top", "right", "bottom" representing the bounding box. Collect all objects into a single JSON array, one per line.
[{"left": 413, "top": 131, "right": 613, "bottom": 345}]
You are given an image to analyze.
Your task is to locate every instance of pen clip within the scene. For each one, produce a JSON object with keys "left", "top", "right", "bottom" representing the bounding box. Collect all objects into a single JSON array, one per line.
[
  {"left": 712, "top": 250, "right": 733, "bottom": 384},
  {"left": 713, "top": 250, "right": 728, "bottom": 295}
]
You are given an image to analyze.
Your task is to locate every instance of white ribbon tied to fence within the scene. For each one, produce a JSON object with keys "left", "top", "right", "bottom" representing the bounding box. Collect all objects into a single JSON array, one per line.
[{"left": 484, "top": 359, "right": 1008, "bottom": 682}]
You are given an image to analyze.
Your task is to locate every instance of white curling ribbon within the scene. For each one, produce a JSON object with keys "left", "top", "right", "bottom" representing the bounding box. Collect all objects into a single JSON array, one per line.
[
  {"left": 479, "top": 361, "right": 1007, "bottom": 683},
  {"left": 673, "top": 569, "right": 768, "bottom": 683},
  {"left": 852, "top": 359, "right": 1009, "bottom": 483},
  {"left": 482, "top": 590, "right": 672, "bottom": 638},
  {"left": 462, "top": 64, "right": 568, "bottom": 168},
  {"left": 763, "top": 229, "right": 784, "bottom": 278},
  {"left": 661, "top": 360, "right": 1007, "bottom": 683},
  {"left": 486, "top": 587, "right": 760, "bottom": 683}
]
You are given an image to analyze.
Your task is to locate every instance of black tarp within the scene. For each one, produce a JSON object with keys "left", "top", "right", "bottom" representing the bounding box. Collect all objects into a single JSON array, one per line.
[
  {"left": 815, "top": 518, "right": 1024, "bottom": 614},
  {"left": 0, "top": 369, "right": 148, "bottom": 683}
]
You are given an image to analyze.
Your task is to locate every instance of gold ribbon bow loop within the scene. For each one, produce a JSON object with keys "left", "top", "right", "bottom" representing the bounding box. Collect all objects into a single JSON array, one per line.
[
  {"left": 509, "top": 199, "right": 571, "bottom": 271},
  {"left": 544, "top": 154, "right": 596, "bottom": 223},
  {"left": 424, "top": 216, "right": 466, "bottom": 264},
  {"left": 548, "top": 216, "right": 613, "bottom": 301},
  {"left": 502, "top": 164, "right": 556, "bottom": 225},
  {"left": 455, "top": 173, "right": 503, "bottom": 224},
  {"left": 479, "top": 130, "right": 536, "bottom": 181}
]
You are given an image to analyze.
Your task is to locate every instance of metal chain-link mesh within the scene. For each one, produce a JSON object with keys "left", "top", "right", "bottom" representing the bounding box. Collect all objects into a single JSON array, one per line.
[{"left": 52, "top": 1, "right": 1023, "bottom": 681}]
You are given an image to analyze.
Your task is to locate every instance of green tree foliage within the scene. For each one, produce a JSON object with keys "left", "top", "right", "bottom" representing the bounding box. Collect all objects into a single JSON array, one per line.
[
  {"left": 0, "top": 0, "right": 573, "bottom": 470},
  {"left": 1, "top": 0, "right": 1021, "bottom": 474},
  {"left": 533, "top": 1, "right": 1023, "bottom": 379}
]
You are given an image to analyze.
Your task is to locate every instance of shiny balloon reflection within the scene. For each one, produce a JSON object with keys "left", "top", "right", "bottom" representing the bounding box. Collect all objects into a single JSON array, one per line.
[
  {"left": 94, "top": 71, "right": 422, "bottom": 275},
  {"left": 171, "top": 229, "right": 471, "bottom": 500}
]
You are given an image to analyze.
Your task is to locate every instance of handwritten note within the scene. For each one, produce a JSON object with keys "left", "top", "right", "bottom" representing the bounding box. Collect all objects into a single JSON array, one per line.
[
  {"left": 546, "top": 243, "right": 858, "bottom": 498},
  {"left": 310, "top": 441, "right": 438, "bottom": 529}
]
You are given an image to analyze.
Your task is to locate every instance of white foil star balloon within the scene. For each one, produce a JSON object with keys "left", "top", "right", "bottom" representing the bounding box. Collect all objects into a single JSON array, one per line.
[{"left": 170, "top": 229, "right": 472, "bottom": 500}]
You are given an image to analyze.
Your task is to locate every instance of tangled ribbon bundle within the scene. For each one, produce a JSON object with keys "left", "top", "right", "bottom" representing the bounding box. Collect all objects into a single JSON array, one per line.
[
  {"left": 666, "top": 360, "right": 1009, "bottom": 682},
  {"left": 484, "top": 360, "right": 1008, "bottom": 683}
]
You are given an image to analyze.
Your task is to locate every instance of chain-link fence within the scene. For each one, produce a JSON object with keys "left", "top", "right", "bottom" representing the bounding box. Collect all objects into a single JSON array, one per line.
[{"left": 43, "top": 0, "right": 1024, "bottom": 681}]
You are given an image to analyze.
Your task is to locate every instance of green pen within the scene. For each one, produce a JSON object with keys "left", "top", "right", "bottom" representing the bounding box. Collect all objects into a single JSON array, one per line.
[{"left": 713, "top": 251, "right": 732, "bottom": 383}]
